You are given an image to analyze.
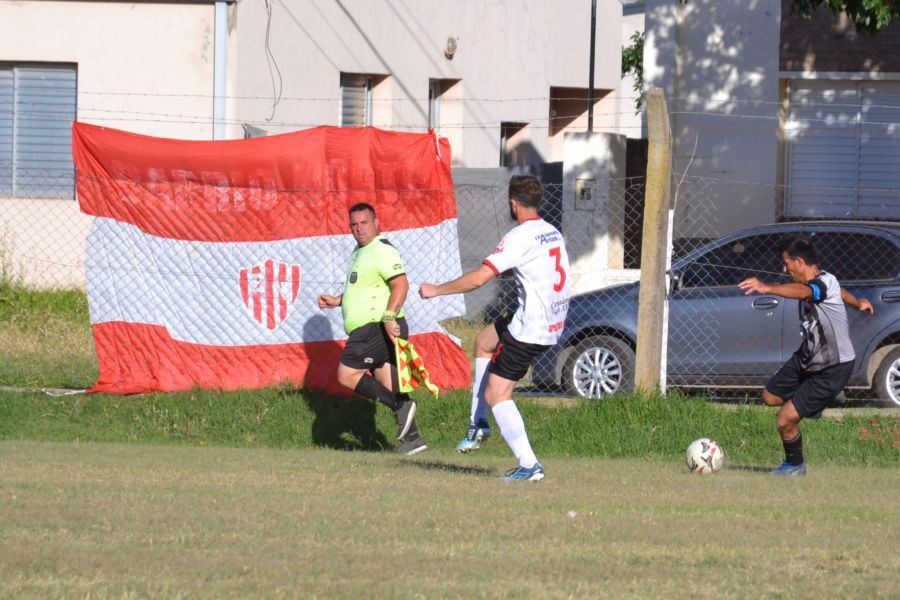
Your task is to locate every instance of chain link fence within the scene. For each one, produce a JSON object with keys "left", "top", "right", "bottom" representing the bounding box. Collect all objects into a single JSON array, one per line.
[{"left": 2, "top": 167, "right": 900, "bottom": 403}]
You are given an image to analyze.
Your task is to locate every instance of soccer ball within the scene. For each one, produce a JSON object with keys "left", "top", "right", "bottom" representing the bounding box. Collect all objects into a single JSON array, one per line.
[{"left": 685, "top": 438, "right": 725, "bottom": 475}]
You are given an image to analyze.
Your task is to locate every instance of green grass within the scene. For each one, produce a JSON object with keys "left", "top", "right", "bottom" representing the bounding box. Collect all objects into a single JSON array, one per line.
[
  {"left": 1, "top": 389, "right": 897, "bottom": 468},
  {"left": 0, "top": 282, "right": 96, "bottom": 388},
  {"left": 1, "top": 441, "right": 898, "bottom": 598}
]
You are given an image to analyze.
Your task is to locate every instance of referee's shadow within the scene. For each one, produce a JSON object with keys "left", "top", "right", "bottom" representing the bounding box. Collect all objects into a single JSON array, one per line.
[{"left": 301, "top": 315, "right": 391, "bottom": 452}]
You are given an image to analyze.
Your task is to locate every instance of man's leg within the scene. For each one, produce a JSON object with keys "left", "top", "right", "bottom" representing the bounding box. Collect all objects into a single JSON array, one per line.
[
  {"left": 484, "top": 374, "right": 540, "bottom": 472},
  {"left": 372, "top": 361, "right": 419, "bottom": 441},
  {"left": 338, "top": 363, "right": 401, "bottom": 412},
  {"left": 772, "top": 400, "right": 805, "bottom": 475},
  {"left": 457, "top": 324, "right": 498, "bottom": 453}
]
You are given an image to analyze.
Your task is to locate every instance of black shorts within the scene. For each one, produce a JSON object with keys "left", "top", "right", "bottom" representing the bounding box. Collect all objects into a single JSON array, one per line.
[
  {"left": 488, "top": 318, "right": 551, "bottom": 382},
  {"left": 765, "top": 354, "right": 854, "bottom": 418},
  {"left": 340, "top": 317, "right": 409, "bottom": 371}
]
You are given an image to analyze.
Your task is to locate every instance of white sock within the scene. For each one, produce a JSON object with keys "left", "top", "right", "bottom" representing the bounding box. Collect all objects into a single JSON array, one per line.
[
  {"left": 470, "top": 357, "right": 490, "bottom": 425},
  {"left": 491, "top": 400, "right": 538, "bottom": 468}
]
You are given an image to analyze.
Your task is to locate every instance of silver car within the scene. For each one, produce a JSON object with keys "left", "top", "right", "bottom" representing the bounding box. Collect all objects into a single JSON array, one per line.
[{"left": 531, "top": 221, "right": 900, "bottom": 406}]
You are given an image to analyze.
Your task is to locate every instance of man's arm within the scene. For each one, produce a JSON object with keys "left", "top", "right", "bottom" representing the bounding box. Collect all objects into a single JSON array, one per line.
[
  {"left": 382, "top": 274, "right": 409, "bottom": 341},
  {"left": 841, "top": 287, "right": 874, "bottom": 314},
  {"left": 419, "top": 264, "right": 496, "bottom": 299},
  {"left": 738, "top": 277, "right": 812, "bottom": 300},
  {"left": 385, "top": 274, "right": 409, "bottom": 314},
  {"left": 317, "top": 293, "right": 342, "bottom": 309}
]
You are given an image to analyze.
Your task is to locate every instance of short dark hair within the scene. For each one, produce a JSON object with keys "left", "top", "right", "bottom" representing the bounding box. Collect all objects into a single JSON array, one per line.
[
  {"left": 779, "top": 235, "right": 818, "bottom": 265},
  {"left": 508, "top": 175, "right": 542, "bottom": 209},
  {"left": 349, "top": 202, "right": 376, "bottom": 218}
]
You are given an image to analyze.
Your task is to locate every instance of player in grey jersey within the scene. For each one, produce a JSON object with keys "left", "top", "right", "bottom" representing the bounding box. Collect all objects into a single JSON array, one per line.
[{"left": 739, "top": 236, "right": 873, "bottom": 476}]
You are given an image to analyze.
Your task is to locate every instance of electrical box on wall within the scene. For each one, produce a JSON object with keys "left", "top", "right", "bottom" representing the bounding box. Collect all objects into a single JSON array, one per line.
[{"left": 575, "top": 178, "right": 595, "bottom": 210}]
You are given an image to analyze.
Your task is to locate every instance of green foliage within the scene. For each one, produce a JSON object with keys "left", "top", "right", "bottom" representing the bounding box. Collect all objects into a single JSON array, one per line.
[
  {"left": 621, "top": 30, "right": 644, "bottom": 114},
  {"left": 789, "top": 0, "right": 900, "bottom": 35},
  {"left": 680, "top": 0, "right": 899, "bottom": 35}
]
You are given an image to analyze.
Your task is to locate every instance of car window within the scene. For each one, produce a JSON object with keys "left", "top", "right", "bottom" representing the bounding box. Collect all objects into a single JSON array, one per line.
[
  {"left": 681, "top": 234, "right": 786, "bottom": 288},
  {"left": 809, "top": 232, "right": 900, "bottom": 282}
]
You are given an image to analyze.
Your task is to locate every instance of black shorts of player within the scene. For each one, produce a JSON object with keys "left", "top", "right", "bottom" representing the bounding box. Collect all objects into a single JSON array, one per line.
[
  {"left": 340, "top": 317, "right": 409, "bottom": 371},
  {"left": 488, "top": 317, "right": 551, "bottom": 382},
  {"left": 765, "top": 353, "right": 854, "bottom": 418}
]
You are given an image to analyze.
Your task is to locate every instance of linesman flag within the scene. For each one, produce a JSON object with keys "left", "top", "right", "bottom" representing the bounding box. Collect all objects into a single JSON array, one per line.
[
  {"left": 394, "top": 337, "right": 440, "bottom": 397},
  {"left": 72, "top": 122, "right": 471, "bottom": 394}
]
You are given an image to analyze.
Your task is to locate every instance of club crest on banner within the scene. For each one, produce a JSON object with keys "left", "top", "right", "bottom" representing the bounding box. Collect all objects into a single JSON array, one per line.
[{"left": 239, "top": 259, "right": 302, "bottom": 331}]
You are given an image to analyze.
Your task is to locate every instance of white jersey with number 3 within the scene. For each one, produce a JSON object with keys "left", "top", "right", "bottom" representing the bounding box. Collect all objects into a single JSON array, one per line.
[{"left": 483, "top": 218, "right": 571, "bottom": 346}]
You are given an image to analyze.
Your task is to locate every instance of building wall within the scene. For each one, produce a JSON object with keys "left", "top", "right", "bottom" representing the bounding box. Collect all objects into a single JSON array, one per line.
[
  {"left": 227, "top": 0, "right": 623, "bottom": 166},
  {"left": 0, "top": 1, "right": 217, "bottom": 287},
  {"left": 644, "top": 0, "right": 782, "bottom": 238}
]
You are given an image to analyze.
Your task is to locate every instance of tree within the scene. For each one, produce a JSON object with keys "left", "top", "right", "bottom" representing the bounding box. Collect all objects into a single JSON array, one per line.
[
  {"left": 679, "top": 0, "right": 899, "bottom": 35},
  {"left": 621, "top": 31, "right": 644, "bottom": 114},
  {"left": 788, "top": 1, "right": 899, "bottom": 35}
]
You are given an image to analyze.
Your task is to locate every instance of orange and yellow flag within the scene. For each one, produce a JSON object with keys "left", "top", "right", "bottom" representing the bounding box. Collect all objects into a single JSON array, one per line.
[{"left": 394, "top": 337, "right": 440, "bottom": 397}]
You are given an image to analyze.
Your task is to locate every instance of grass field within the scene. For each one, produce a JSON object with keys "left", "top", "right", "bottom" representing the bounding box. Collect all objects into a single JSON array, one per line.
[
  {"left": 2, "top": 283, "right": 898, "bottom": 596},
  {"left": 1, "top": 441, "right": 898, "bottom": 598}
]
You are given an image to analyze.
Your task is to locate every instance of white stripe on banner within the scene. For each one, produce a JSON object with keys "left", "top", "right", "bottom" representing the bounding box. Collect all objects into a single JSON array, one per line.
[{"left": 86, "top": 218, "right": 465, "bottom": 346}]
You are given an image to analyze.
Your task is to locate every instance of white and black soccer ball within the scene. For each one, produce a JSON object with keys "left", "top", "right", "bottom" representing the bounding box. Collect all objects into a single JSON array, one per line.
[{"left": 685, "top": 438, "right": 725, "bottom": 475}]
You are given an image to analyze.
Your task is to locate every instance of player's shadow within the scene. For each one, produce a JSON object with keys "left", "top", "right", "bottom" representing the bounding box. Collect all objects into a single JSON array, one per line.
[
  {"left": 397, "top": 460, "right": 496, "bottom": 477},
  {"left": 301, "top": 314, "right": 390, "bottom": 452},
  {"left": 726, "top": 464, "right": 773, "bottom": 473},
  {"left": 304, "top": 393, "right": 390, "bottom": 452}
]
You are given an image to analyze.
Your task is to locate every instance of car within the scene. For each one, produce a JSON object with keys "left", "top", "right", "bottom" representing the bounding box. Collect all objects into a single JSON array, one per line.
[{"left": 531, "top": 221, "right": 900, "bottom": 406}]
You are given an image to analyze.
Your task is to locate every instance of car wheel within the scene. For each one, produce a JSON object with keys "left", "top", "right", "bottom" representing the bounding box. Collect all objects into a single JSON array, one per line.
[
  {"left": 874, "top": 347, "right": 900, "bottom": 407},
  {"left": 564, "top": 335, "right": 635, "bottom": 399}
]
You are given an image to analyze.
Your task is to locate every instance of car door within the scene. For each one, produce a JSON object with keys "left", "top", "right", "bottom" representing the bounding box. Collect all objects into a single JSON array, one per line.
[
  {"left": 781, "top": 230, "right": 900, "bottom": 373},
  {"left": 668, "top": 233, "right": 788, "bottom": 384}
]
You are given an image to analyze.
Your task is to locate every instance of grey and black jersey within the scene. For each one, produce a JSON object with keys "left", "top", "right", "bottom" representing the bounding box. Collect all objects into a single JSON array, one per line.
[{"left": 795, "top": 271, "right": 855, "bottom": 372}]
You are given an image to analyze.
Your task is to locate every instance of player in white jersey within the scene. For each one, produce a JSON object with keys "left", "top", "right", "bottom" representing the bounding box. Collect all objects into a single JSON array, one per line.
[{"left": 420, "top": 175, "right": 571, "bottom": 481}]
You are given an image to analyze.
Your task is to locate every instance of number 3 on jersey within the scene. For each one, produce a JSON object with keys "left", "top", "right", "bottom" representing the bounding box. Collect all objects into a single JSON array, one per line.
[{"left": 548, "top": 247, "right": 566, "bottom": 292}]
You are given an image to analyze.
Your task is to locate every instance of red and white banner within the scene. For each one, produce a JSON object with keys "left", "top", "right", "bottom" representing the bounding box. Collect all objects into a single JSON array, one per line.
[{"left": 73, "top": 122, "right": 471, "bottom": 394}]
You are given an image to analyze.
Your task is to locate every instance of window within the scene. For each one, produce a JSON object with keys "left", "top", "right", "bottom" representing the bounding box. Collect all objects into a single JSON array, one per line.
[
  {"left": 785, "top": 80, "right": 900, "bottom": 220},
  {"left": 681, "top": 234, "right": 786, "bottom": 288},
  {"left": 0, "top": 63, "right": 76, "bottom": 199},
  {"left": 809, "top": 232, "right": 900, "bottom": 282},
  {"left": 428, "top": 79, "right": 441, "bottom": 130},
  {"left": 340, "top": 73, "right": 372, "bottom": 128},
  {"left": 500, "top": 122, "right": 528, "bottom": 167}
]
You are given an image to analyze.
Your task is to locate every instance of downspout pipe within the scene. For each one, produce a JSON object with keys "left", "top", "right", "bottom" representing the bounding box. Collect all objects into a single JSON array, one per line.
[{"left": 213, "top": 1, "right": 228, "bottom": 140}]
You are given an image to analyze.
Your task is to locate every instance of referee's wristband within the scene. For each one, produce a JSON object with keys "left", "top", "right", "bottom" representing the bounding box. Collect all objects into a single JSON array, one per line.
[{"left": 381, "top": 310, "right": 397, "bottom": 322}]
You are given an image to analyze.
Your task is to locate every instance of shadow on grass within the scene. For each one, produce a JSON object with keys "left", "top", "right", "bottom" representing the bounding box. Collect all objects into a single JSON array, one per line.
[
  {"left": 303, "top": 394, "right": 391, "bottom": 452},
  {"left": 727, "top": 464, "right": 772, "bottom": 473},
  {"left": 396, "top": 459, "right": 496, "bottom": 477}
]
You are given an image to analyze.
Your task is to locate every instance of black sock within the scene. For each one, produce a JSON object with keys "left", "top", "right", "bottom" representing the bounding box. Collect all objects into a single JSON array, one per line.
[
  {"left": 782, "top": 432, "right": 804, "bottom": 466},
  {"left": 354, "top": 375, "right": 400, "bottom": 411}
]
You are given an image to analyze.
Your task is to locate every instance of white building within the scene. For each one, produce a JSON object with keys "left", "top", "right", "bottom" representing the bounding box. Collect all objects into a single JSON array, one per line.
[{"left": 1, "top": 0, "right": 642, "bottom": 287}]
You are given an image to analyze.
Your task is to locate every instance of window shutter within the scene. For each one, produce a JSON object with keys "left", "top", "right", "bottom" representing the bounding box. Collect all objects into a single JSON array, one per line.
[
  {"left": 859, "top": 83, "right": 900, "bottom": 219},
  {"left": 340, "top": 74, "right": 370, "bottom": 128},
  {"left": 0, "top": 68, "right": 13, "bottom": 196},
  {"left": 786, "top": 80, "right": 859, "bottom": 217},
  {"left": 13, "top": 65, "right": 76, "bottom": 198}
]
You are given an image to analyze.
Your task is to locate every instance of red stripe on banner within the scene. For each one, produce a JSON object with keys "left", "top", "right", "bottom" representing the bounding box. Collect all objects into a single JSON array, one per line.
[
  {"left": 239, "top": 268, "right": 249, "bottom": 308},
  {"left": 278, "top": 262, "right": 288, "bottom": 324},
  {"left": 251, "top": 265, "right": 262, "bottom": 325},
  {"left": 73, "top": 122, "right": 457, "bottom": 242},
  {"left": 291, "top": 265, "right": 300, "bottom": 302},
  {"left": 265, "top": 258, "right": 275, "bottom": 331},
  {"left": 87, "top": 322, "right": 471, "bottom": 395}
]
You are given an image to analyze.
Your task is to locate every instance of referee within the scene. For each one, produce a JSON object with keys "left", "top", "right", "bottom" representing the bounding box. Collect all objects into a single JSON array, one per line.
[{"left": 317, "top": 203, "right": 425, "bottom": 455}]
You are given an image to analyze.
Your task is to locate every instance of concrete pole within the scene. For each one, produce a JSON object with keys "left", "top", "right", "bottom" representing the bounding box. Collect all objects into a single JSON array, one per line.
[{"left": 634, "top": 88, "right": 672, "bottom": 392}]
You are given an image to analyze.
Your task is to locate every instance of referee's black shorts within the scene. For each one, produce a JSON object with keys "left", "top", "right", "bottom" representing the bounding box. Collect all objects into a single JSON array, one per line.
[
  {"left": 340, "top": 317, "right": 408, "bottom": 371},
  {"left": 487, "top": 316, "right": 551, "bottom": 382},
  {"left": 765, "top": 353, "right": 854, "bottom": 418}
]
